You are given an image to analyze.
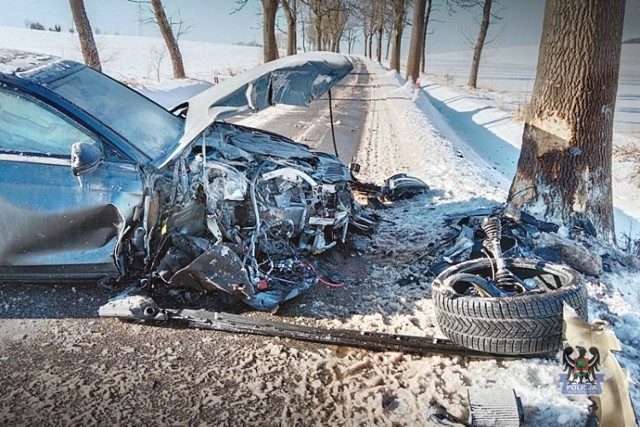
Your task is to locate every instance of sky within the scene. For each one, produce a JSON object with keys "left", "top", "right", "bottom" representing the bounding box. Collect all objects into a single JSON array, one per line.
[{"left": 0, "top": 0, "right": 638, "bottom": 55}]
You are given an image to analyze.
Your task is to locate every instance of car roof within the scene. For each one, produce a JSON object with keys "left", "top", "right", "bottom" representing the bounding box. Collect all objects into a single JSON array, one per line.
[
  {"left": 0, "top": 49, "right": 60, "bottom": 76},
  {"left": 0, "top": 49, "right": 82, "bottom": 84}
]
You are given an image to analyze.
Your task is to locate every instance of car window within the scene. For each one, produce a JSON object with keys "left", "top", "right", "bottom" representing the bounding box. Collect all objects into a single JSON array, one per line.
[
  {"left": 47, "top": 67, "right": 184, "bottom": 161},
  {"left": 0, "top": 87, "right": 101, "bottom": 157}
]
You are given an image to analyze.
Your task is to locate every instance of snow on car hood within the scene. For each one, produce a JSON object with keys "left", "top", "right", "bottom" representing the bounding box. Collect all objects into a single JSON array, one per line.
[{"left": 153, "top": 52, "right": 353, "bottom": 168}]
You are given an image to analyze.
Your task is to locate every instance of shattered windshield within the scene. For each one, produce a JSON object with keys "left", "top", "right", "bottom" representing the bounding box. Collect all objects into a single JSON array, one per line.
[{"left": 47, "top": 67, "right": 184, "bottom": 160}]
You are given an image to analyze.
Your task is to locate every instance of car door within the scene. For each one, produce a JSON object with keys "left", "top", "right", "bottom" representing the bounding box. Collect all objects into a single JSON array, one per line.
[{"left": 0, "top": 86, "right": 144, "bottom": 280}]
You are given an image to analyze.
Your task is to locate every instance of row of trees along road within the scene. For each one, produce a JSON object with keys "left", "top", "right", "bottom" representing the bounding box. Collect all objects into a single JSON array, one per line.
[{"left": 69, "top": 0, "right": 626, "bottom": 243}]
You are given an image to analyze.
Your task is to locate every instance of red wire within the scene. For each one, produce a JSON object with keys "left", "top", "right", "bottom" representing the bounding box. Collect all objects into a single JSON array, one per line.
[
  {"left": 318, "top": 277, "right": 345, "bottom": 288},
  {"left": 308, "top": 262, "right": 344, "bottom": 288}
]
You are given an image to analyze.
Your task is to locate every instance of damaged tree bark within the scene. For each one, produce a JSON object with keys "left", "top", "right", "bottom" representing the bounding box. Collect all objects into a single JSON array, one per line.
[{"left": 506, "top": 0, "right": 625, "bottom": 243}]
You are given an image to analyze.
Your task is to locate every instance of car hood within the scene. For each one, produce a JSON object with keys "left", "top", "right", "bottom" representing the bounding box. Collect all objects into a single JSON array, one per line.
[{"left": 153, "top": 52, "right": 353, "bottom": 169}]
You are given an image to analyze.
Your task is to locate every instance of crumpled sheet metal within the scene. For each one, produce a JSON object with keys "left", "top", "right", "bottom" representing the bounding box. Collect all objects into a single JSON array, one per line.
[
  {"left": 168, "top": 243, "right": 316, "bottom": 312},
  {"left": 0, "top": 201, "right": 125, "bottom": 267},
  {"left": 157, "top": 52, "right": 354, "bottom": 169},
  {"left": 563, "top": 305, "right": 637, "bottom": 426},
  {"left": 98, "top": 294, "right": 165, "bottom": 321},
  {"left": 169, "top": 244, "right": 255, "bottom": 299}
]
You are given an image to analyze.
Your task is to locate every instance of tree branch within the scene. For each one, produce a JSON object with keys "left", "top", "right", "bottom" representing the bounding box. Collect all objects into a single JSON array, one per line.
[{"left": 232, "top": 0, "right": 248, "bottom": 14}]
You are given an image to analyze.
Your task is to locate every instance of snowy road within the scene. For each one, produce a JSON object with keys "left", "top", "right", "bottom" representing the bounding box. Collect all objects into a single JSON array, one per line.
[
  {"left": 236, "top": 57, "right": 370, "bottom": 165},
  {"left": 1, "top": 57, "right": 638, "bottom": 426}
]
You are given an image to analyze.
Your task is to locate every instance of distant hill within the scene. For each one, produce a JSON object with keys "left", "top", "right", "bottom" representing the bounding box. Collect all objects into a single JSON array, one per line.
[{"left": 623, "top": 37, "right": 640, "bottom": 44}]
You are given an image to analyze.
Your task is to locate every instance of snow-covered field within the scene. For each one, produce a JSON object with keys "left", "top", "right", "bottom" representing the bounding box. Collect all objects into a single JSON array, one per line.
[
  {"left": 423, "top": 44, "right": 640, "bottom": 244},
  {"left": 1, "top": 26, "right": 639, "bottom": 425}
]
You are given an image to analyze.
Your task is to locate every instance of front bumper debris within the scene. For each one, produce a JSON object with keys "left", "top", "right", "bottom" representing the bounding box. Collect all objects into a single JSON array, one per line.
[{"left": 99, "top": 295, "right": 525, "bottom": 359}]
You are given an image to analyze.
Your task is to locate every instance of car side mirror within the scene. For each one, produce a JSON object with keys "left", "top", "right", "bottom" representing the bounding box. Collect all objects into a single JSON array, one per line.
[{"left": 71, "top": 142, "right": 104, "bottom": 176}]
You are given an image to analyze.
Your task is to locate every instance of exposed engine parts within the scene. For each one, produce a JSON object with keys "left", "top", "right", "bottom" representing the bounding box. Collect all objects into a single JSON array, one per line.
[{"left": 125, "top": 122, "right": 425, "bottom": 311}]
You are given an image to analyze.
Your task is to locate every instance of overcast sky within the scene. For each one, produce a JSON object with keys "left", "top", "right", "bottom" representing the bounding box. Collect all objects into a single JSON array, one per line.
[{"left": 0, "top": 0, "right": 638, "bottom": 55}]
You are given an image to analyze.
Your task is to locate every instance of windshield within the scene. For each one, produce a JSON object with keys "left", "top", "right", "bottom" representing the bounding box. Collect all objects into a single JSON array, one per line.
[{"left": 48, "top": 67, "right": 184, "bottom": 160}]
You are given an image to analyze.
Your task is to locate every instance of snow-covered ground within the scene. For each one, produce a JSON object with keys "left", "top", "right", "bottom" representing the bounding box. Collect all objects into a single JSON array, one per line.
[
  {"left": 423, "top": 44, "right": 640, "bottom": 244},
  {"left": 1, "top": 26, "right": 638, "bottom": 425},
  {"left": 335, "top": 62, "right": 640, "bottom": 425}
]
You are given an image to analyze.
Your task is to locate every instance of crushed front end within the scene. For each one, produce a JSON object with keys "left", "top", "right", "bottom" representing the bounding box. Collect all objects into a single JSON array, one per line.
[{"left": 134, "top": 122, "right": 374, "bottom": 311}]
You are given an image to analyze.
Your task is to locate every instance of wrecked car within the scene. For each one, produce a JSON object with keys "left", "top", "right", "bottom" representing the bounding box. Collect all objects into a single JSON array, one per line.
[{"left": 0, "top": 49, "right": 411, "bottom": 311}]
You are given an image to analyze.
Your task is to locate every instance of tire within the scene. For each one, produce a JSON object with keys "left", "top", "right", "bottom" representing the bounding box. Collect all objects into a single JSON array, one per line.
[{"left": 432, "top": 258, "right": 588, "bottom": 356}]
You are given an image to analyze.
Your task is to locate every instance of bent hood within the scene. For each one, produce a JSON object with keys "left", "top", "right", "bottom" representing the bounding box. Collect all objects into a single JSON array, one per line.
[{"left": 154, "top": 52, "right": 353, "bottom": 168}]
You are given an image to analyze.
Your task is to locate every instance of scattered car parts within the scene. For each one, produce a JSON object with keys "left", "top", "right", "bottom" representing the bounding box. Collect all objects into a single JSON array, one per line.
[
  {"left": 98, "top": 293, "right": 519, "bottom": 359},
  {"left": 432, "top": 216, "right": 589, "bottom": 355},
  {"left": 467, "top": 388, "right": 524, "bottom": 427},
  {"left": 350, "top": 172, "right": 429, "bottom": 205}
]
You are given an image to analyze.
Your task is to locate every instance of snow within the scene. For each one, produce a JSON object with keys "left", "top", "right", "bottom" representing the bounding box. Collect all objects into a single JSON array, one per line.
[
  {"left": 0, "top": 26, "right": 261, "bottom": 89},
  {"left": 1, "top": 26, "right": 639, "bottom": 425},
  {"left": 422, "top": 45, "right": 640, "bottom": 242}
]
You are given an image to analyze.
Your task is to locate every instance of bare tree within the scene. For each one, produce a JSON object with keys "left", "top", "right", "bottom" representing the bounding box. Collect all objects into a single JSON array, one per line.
[
  {"left": 450, "top": 0, "right": 502, "bottom": 88},
  {"left": 420, "top": 0, "right": 433, "bottom": 73},
  {"left": 373, "top": 0, "right": 385, "bottom": 62},
  {"left": 343, "top": 15, "right": 360, "bottom": 54},
  {"left": 384, "top": 20, "right": 392, "bottom": 60},
  {"left": 320, "top": 0, "right": 349, "bottom": 52},
  {"left": 301, "top": 0, "right": 353, "bottom": 52},
  {"left": 389, "top": 0, "right": 407, "bottom": 72},
  {"left": 281, "top": 0, "right": 298, "bottom": 55},
  {"left": 352, "top": 0, "right": 376, "bottom": 57},
  {"left": 301, "top": 0, "right": 325, "bottom": 50},
  {"left": 406, "top": 0, "right": 427, "bottom": 83},
  {"left": 262, "top": 0, "right": 280, "bottom": 61},
  {"left": 467, "top": 0, "right": 491, "bottom": 88},
  {"left": 506, "top": 0, "right": 625, "bottom": 242},
  {"left": 150, "top": 0, "right": 185, "bottom": 78},
  {"left": 300, "top": 3, "right": 309, "bottom": 52},
  {"left": 236, "top": 0, "right": 280, "bottom": 62},
  {"left": 69, "top": 0, "right": 101, "bottom": 71},
  {"left": 129, "top": 0, "right": 188, "bottom": 78}
]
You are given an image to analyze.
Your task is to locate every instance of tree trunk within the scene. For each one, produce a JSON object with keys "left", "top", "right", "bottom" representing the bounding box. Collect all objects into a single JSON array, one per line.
[
  {"left": 390, "top": 0, "right": 406, "bottom": 73},
  {"left": 262, "top": 0, "right": 280, "bottom": 62},
  {"left": 376, "top": 26, "right": 383, "bottom": 63},
  {"left": 151, "top": 0, "right": 185, "bottom": 78},
  {"left": 506, "top": 0, "right": 625, "bottom": 243},
  {"left": 405, "top": 0, "right": 427, "bottom": 83},
  {"left": 385, "top": 30, "right": 391, "bottom": 60},
  {"left": 301, "top": 9, "right": 307, "bottom": 52},
  {"left": 420, "top": 0, "right": 432, "bottom": 74},
  {"left": 281, "top": 0, "right": 297, "bottom": 56},
  {"left": 314, "top": 13, "right": 322, "bottom": 50},
  {"left": 467, "top": 0, "right": 491, "bottom": 88},
  {"left": 315, "top": 22, "right": 322, "bottom": 51},
  {"left": 368, "top": 33, "right": 373, "bottom": 58},
  {"left": 363, "top": 34, "right": 368, "bottom": 56},
  {"left": 390, "top": 27, "right": 403, "bottom": 71},
  {"left": 69, "top": 0, "right": 101, "bottom": 71}
]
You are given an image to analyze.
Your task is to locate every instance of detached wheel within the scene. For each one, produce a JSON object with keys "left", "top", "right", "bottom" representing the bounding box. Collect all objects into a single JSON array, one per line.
[{"left": 432, "top": 258, "right": 588, "bottom": 356}]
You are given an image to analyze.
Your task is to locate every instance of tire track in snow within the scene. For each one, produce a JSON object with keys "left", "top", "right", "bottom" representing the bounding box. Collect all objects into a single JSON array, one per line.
[
  {"left": 355, "top": 61, "right": 507, "bottom": 203},
  {"left": 355, "top": 66, "right": 441, "bottom": 186},
  {"left": 356, "top": 68, "right": 401, "bottom": 184}
]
